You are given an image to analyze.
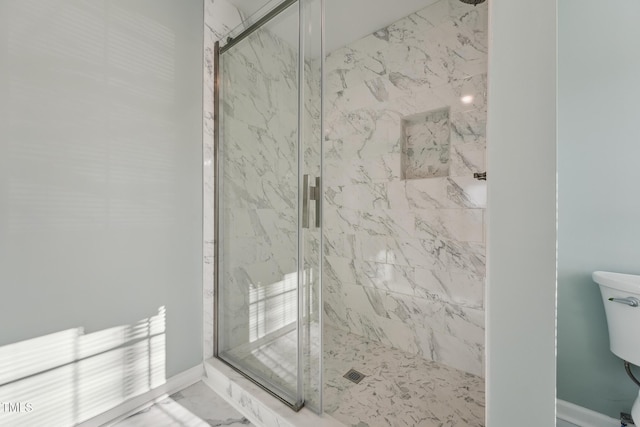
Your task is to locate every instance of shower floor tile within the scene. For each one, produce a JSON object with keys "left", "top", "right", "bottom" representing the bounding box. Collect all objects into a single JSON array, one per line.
[
  {"left": 113, "top": 381, "right": 253, "bottom": 427},
  {"left": 324, "top": 326, "right": 485, "bottom": 427},
  {"left": 214, "top": 325, "right": 483, "bottom": 426}
]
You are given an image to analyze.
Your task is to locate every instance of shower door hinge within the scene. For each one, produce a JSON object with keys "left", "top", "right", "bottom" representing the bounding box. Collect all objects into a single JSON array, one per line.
[{"left": 302, "top": 174, "right": 320, "bottom": 229}]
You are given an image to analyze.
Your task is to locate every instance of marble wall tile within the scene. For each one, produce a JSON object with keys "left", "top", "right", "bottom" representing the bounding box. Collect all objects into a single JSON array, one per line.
[
  {"left": 326, "top": 183, "right": 391, "bottom": 210},
  {"left": 414, "top": 208, "right": 484, "bottom": 242},
  {"left": 324, "top": 154, "right": 401, "bottom": 187},
  {"left": 323, "top": 0, "right": 487, "bottom": 377},
  {"left": 205, "top": 0, "right": 245, "bottom": 41},
  {"left": 415, "top": 267, "right": 485, "bottom": 309},
  {"left": 387, "top": 236, "right": 449, "bottom": 270},
  {"left": 210, "top": 8, "right": 323, "bottom": 407},
  {"left": 432, "top": 73, "right": 487, "bottom": 112},
  {"left": 446, "top": 240, "right": 485, "bottom": 276},
  {"left": 355, "top": 259, "right": 420, "bottom": 293},
  {"left": 217, "top": 21, "right": 300, "bottom": 352},
  {"left": 323, "top": 281, "right": 348, "bottom": 330},
  {"left": 447, "top": 176, "right": 487, "bottom": 208},
  {"left": 396, "top": 176, "right": 486, "bottom": 210},
  {"left": 325, "top": 109, "right": 403, "bottom": 161},
  {"left": 404, "top": 178, "right": 454, "bottom": 209},
  {"left": 322, "top": 231, "right": 349, "bottom": 259},
  {"left": 322, "top": 207, "right": 360, "bottom": 235},
  {"left": 359, "top": 209, "right": 417, "bottom": 238},
  {"left": 205, "top": 0, "right": 313, "bottom": 359},
  {"left": 444, "top": 304, "right": 484, "bottom": 346},
  {"left": 450, "top": 145, "right": 485, "bottom": 177},
  {"left": 203, "top": 0, "right": 245, "bottom": 360},
  {"left": 322, "top": 278, "right": 485, "bottom": 376},
  {"left": 429, "top": 331, "right": 484, "bottom": 377},
  {"left": 450, "top": 108, "right": 487, "bottom": 148},
  {"left": 325, "top": 0, "right": 487, "bottom": 99}
]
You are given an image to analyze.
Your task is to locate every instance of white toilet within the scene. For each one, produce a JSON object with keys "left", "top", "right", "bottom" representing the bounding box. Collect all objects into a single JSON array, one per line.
[{"left": 593, "top": 270, "right": 640, "bottom": 422}]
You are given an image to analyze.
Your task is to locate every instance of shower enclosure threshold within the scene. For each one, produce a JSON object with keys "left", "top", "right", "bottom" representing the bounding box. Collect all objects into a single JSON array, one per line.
[{"left": 203, "top": 358, "right": 344, "bottom": 427}]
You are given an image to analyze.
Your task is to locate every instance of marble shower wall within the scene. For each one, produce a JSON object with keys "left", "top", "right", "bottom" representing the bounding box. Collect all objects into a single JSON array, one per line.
[
  {"left": 218, "top": 24, "right": 300, "bottom": 353},
  {"left": 203, "top": 0, "right": 245, "bottom": 360},
  {"left": 323, "top": 0, "right": 488, "bottom": 377}
]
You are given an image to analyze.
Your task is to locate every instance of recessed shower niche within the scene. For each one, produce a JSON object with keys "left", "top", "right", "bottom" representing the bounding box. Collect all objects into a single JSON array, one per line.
[{"left": 401, "top": 107, "right": 452, "bottom": 180}]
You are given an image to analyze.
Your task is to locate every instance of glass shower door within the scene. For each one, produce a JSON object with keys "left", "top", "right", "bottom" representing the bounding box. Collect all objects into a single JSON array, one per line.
[{"left": 215, "top": 0, "right": 322, "bottom": 410}]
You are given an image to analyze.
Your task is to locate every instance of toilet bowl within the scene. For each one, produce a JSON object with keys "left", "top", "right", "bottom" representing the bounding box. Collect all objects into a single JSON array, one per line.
[{"left": 593, "top": 271, "right": 640, "bottom": 422}]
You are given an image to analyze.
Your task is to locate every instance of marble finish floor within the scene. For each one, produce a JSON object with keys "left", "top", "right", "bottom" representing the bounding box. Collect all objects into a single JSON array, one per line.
[
  {"left": 113, "top": 381, "right": 252, "bottom": 427},
  {"left": 324, "top": 326, "right": 485, "bottom": 427},
  {"left": 219, "top": 324, "right": 484, "bottom": 426}
]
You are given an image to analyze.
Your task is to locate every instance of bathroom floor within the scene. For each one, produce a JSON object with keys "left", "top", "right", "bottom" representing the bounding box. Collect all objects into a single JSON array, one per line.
[
  {"left": 324, "top": 326, "right": 485, "bottom": 427},
  {"left": 222, "top": 324, "right": 485, "bottom": 427},
  {"left": 113, "top": 381, "right": 252, "bottom": 427}
]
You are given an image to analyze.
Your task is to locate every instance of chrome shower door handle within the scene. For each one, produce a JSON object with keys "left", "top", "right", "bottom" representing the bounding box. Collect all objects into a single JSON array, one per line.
[
  {"left": 302, "top": 174, "right": 320, "bottom": 229},
  {"left": 312, "top": 176, "right": 320, "bottom": 228},
  {"left": 608, "top": 297, "right": 640, "bottom": 307},
  {"left": 302, "top": 174, "right": 310, "bottom": 229}
]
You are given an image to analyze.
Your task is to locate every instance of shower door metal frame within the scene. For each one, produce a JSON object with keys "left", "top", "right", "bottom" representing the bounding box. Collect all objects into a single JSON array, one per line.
[
  {"left": 213, "top": 38, "right": 220, "bottom": 360},
  {"left": 212, "top": 0, "right": 321, "bottom": 412},
  {"left": 219, "top": 0, "right": 298, "bottom": 54}
]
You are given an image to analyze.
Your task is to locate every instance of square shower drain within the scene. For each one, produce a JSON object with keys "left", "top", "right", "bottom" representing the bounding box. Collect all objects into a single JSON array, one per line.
[{"left": 343, "top": 368, "right": 366, "bottom": 384}]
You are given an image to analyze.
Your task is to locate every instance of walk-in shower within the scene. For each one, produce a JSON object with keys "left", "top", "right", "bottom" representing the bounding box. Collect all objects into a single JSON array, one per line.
[{"left": 213, "top": 0, "right": 487, "bottom": 423}]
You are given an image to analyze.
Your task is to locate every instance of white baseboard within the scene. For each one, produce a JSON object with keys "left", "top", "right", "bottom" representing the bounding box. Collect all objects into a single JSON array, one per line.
[
  {"left": 556, "top": 399, "right": 620, "bottom": 427},
  {"left": 78, "top": 364, "right": 204, "bottom": 427}
]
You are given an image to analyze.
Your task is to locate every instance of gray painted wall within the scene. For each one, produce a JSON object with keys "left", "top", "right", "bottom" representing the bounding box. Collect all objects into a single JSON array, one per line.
[
  {"left": 557, "top": 0, "right": 640, "bottom": 418},
  {"left": 486, "top": 0, "right": 557, "bottom": 425},
  {"left": 0, "top": 0, "right": 204, "bottom": 379}
]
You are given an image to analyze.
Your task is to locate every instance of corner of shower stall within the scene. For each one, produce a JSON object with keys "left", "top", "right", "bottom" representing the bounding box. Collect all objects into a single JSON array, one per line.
[{"left": 206, "top": 0, "right": 488, "bottom": 425}]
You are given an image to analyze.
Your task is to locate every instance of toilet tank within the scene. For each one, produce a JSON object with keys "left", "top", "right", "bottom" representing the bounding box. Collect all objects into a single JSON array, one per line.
[{"left": 593, "top": 271, "right": 640, "bottom": 366}]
